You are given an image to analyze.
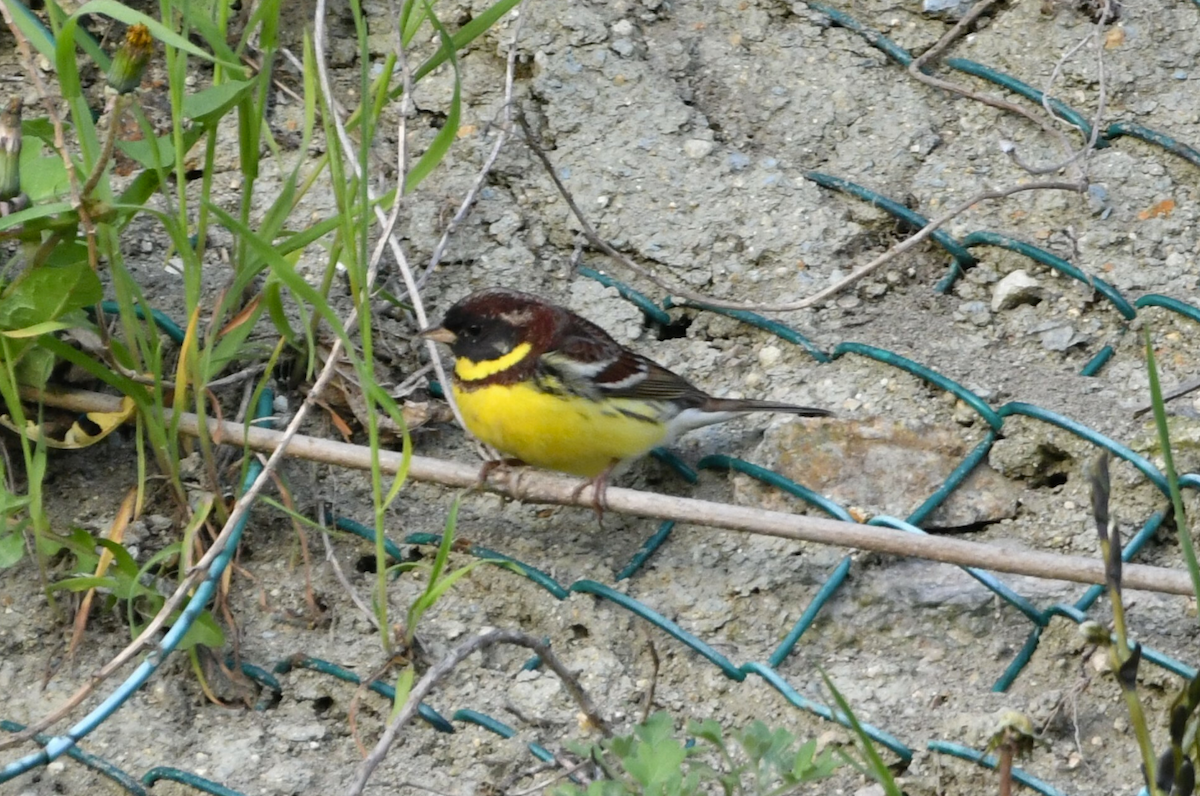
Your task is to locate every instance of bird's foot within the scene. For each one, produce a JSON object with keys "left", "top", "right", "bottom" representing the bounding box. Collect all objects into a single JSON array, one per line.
[
  {"left": 473, "top": 457, "right": 526, "bottom": 493},
  {"left": 571, "top": 463, "right": 615, "bottom": 527}
]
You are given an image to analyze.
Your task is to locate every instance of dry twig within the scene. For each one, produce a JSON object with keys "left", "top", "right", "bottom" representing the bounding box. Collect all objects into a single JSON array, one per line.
[
  {"left": 347, "top": 629, "right": 610, "bottom": 796},
  {"left": 520, "top": 116, "right": 1084, "bottom": 312}
]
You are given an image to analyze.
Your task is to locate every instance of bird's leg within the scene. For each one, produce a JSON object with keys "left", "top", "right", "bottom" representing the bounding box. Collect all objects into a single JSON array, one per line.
[
  {"left": 571, "top": 460, "right": 617, "bottom": 525},
  {"left": 474, "top": 457, "right": 526, "bottom": 492}
]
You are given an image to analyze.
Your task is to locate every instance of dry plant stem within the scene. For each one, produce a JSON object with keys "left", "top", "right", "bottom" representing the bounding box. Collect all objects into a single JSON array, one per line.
[
  {"left": 904, "top": 0, "right": 1079, "bottom": 174},
  {"left": 80, "top": 95, "right": 124, "bottom": 198},
  {"left": 27, "top": 387, "right": 1197, "bottom": 597},
  {"left": 347, "top": 629, "right": 611, "bottom": 796},
  {"left": 0, "top": 338, "right": 350, "bottom": 753},
  {"left": 321, "top": 531, "right": 380, "bottom": 630},
  {"left": 1017, "top": 0, "right": 1112, "bottom": 176},
  {"left": 998, "top": 744, "right": 1013, "bottom": 796},
  {"left": 910, "top": 0, "right": 1001, "bottom": 73},
  {"left": 798, "top": 180, "right": 1085, "bottom": 306},
  {"left": 508, "top": 759, "right": 594, "bottom": 796},
  {"left": 415, "top": 0, "right": 531, "bottom": 291},
  {"left": 312, "top": 0, "right": 468, "bottom": 433},
  {"left": 521, "top": 113, "right": 1082, "bottom": 310}
]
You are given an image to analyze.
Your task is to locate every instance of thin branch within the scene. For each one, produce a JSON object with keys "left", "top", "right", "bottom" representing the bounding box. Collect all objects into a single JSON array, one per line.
[
  {"left": 792, "top": 180, "right": 1085, "bottom": 307},
  {"left": 910, "top": 0, "right": 1001, "bottom": 73},
  {"left": 321, "top": 530, "right": 380, "bottom": 631},
  {"left": 347, "top": 629, "right": 611, "bottom": 796},
  {"left": 25, "top": 387, "right": 1197, "bottom": 598},
  {"left": 1007, "top": 0, "right": 1113, "bottom": 176},
  {"left": 905, "top": 0, "right": 1083, "bottom": 176}
]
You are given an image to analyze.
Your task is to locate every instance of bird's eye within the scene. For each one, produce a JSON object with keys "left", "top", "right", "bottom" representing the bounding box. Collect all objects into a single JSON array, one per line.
[{"left": 466, "top": 324, "right": 482, "bottom": 337}]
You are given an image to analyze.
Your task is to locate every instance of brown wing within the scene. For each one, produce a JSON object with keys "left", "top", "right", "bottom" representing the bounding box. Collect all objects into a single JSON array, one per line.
[{"left": 539, "top": 310, "right": 710, "bottom": 407}]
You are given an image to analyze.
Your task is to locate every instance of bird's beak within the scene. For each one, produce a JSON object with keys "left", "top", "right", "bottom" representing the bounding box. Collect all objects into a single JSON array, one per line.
[{"left": 419, "top": 326, "right": 457, "bottom": 345}]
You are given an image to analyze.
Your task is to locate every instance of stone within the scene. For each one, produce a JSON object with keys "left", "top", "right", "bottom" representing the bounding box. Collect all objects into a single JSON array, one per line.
[
  {"left": 683, "top": 139, "right": 714, "bottom": 159},
  {"left": 991, "top": 269, "right": 1043, "bottom": 311},
  {"left": 739, "top": 418, "right": 1024, "bottom": 530}
]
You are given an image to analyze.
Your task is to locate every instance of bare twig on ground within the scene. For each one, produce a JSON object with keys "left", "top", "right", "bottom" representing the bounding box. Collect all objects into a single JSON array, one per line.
[
  {"left": 797, "top": 180, "right": 1085, "bottom": 306},
  {"left": 1011, "top": 0, "right": 1113, "bottom": 176},
  {"left": 910, "top": 0, "right": 1001, "bottom": 73},
  {"left": 906, "top": 0, "right": 1081, "bottom": 175},
  {"left": 507, "top": 758, "right": 594, "bottom": 796},
  {"left": 639, "top": 637, "right": 659, "bottom": 725},
  {"left": 1133, "top": 374, "right": 1200, "bottom": 416},
  {"left": 520, "top": 118, "right": 1084, "bottom": 311},
  {"left": 348, "top": 629, "right": 610, "bottom": 796},
  {"left": 321, "top": 529, "right": 380, "bottom": 631}
]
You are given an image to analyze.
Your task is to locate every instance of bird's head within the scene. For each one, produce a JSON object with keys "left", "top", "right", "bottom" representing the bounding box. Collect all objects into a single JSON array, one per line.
[{"left": 420, "top": 288, "right": 556, "bottom": 379}]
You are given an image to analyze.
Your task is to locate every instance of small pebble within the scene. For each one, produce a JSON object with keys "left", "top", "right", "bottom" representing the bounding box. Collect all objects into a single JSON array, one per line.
[
  {"left": 758, "top": 346, "right": 782, "bottom": 367},
  {"left": 683, "top": 139, "right": 714, "bottom": 159}
]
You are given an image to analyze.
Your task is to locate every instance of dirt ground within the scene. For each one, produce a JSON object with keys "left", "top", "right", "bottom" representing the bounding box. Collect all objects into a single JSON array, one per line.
[{"left": 4, "top": 0, "right": 1200, "bottom": 793}]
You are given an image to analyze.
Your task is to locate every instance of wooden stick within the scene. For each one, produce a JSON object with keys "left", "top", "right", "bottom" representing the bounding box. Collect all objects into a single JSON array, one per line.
[{"left": 22, "top": 388, "right": 1195, "bottom": 596}]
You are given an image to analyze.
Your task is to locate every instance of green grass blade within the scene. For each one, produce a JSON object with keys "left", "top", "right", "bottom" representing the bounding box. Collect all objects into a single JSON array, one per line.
[
  {"left": 404, "top": 0, "right": 461, "bottom": 192},
  {"left": 1144, "top": 329, "right": 1200, "bottom": 606},
  {"left": 818, "top": 668, "right": 901, "bottom": 796}
]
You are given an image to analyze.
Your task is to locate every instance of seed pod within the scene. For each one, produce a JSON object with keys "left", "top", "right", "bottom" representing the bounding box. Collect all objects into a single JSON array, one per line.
[
  {"left": 107, "top": 24, "right": 154, "bottom": 95},
  {"left": 0, "top": 96, "right": 21, "bottom": 202},
  {"left": 1117, "top": 642, "right": 1142, "bottom": 691},
  {"left": 1179, "top": 758, "right": 1195, "bottom": 796},
  {"left": 1157, "top": 747, "right": 1177, "bottom": 793},
  {"left": 1171, "top": 702, "right": 1189, "bottom": 745}
]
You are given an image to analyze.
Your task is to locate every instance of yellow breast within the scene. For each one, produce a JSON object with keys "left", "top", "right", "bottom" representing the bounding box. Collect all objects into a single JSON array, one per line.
[{"left": 451, "top": 377, "right": 668, "bottom": 477}]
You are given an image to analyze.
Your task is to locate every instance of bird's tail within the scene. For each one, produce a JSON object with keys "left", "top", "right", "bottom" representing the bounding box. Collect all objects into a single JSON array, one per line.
[{"left": 701, "top": 398, "right": 833, "bottom": 418}]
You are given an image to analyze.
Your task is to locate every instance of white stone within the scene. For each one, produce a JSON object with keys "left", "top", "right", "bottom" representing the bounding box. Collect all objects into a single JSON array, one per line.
[
  {"left": 990, "top": 269, "right": 1042, "bottom": 311},
  {"left": 683, "top": 139, "right": 714, "bottom": 159}
]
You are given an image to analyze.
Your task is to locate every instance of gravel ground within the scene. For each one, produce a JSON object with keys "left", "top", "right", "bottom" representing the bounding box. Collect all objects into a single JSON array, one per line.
[{"left": 3, "top": 0, "right": 1200, "bottom": 794}]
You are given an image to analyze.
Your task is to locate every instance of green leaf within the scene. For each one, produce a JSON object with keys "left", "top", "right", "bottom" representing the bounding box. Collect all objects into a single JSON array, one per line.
[
  {"left": 183, "top": 79, "right": 256, "bottom": 126},
  {"left": 0, "top": 531, "right": 27, "bottom": 568},
  {"left": 262, "top": 279, "right": 297, "bottom": 342},
  {"left": 405, "top": 1, "right": 461, "bottom": 192},
  {"left": 819, "top": 668, "right": 902, "bottom": 796},
  {"left": 95, "top": 538, "right": 140, "bottom": 577},
  {"left": 407, "top": 0, "right": 523, "bottom": 88},
  {"left": 206, "top": 303, "right": 264, "bottom": 379},
  {"left": 389, "top": 665, "right": 415, "bottom": 722},
  {"left": 65, "top": 2, "right": 238, "bottom": 68},
  {"left": 49, "top": 575, "right": 119, "bottom": 592},
  {"left": 37, "top": 526, "right": 100, "bottom": 569},
  {"left": 0, "top": 321, "right": 75, "bottom": 339},
  {"left": 171, "top": 608, "right": 225, "bottom": 650},
  {"left": 0, "top": 202, "right": 75, "bottom": 234},
  {"left": 625, "top": 718, "right": 685, "bottom": 786},
  {"left": 688, "top": 718, "right": 725, "bottom": 747},
  {"left": 18, "top": 128, "right": 71, "bottom": 201},
  {"left": 206, "top": 204, "right": 349, "bottom": 342},
  {"left": 0, "top": 261, "right": 103, "bottom": 331},
  {"left": 6, "top": 0, "right": 55, "bottom": 60}
]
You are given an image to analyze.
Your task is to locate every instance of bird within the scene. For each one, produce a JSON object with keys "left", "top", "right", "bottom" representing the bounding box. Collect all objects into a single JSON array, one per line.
[{"left": 420, "top": 288, "right": 831, "bottom": 514}]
